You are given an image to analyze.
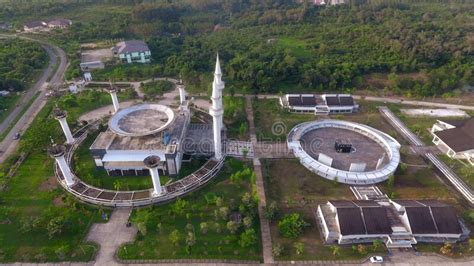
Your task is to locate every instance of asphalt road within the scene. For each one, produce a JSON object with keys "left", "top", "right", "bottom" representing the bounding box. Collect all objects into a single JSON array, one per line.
[{"left": 0, "top": 34, "right": 67, "bottom": 163}]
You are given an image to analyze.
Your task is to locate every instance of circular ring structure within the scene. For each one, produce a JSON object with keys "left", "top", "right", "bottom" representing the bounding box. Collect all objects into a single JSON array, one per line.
[
  {"left": 287, "top": 119, "right": 400, "bottom": 185},
  {"left": 108, "top": 104, "right": 175, "bottom": 137}
]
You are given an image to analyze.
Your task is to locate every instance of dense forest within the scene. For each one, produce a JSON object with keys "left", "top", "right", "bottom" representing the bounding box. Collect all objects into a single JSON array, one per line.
[
  {"left": 1, "top": 0, "right": 473, "bottom": 96},
  {"left": 0, "top": 39, "right": 47, "bottom": 91}
]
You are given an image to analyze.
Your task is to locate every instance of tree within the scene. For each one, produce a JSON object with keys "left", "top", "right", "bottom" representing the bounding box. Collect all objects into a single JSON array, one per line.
[
  {"left": 264, "top": 201, "right": 279, "bottom": 221},
  {"left": 47, "top": 216, "right": 69, "bottom": 239},
  {"left": 330, "top": 245, "right": 340, "bottom": 257},
  {"left": 357, "top": 244, "right": 367, "bottom": 255},
  {"left": 219, "top": 207, "right": 230, "bottom": 220},
  {"left": 200, "top": 222, "right": 208, "bottom": 234},
  {"left": 239, "top": 228, "right": 257, "bottom": 247},
  {"left": 113, "top": 180, "right": 122, "bottom": 191},
  {"left": 294, "top": 242, "right": 304, "bottom": 255},
  {"left": 169, "top": 229, "right": 181, "bottom": 246},
  {"left": 172, "top": 199, "right": 188, "bottom": 215},
  {"left": 243, "top": 216, "right": 253, "bottom": 228},
  {"left": 185, "top": 231, "right": 196, "bottom": 247},
  {"left": 227, "top": 221, "right": 240, "bottom": 234},
  {"left": 440, "top": 242, "right": 453, "bottom": 255},
  {"left": 215, "top": 197, "right": 223, "bottom": 207},
  {"left": 278, "top": 213, "right": 308, "bottom": 238},
  {"left": 132, "top": 209, "right": 151, "bottom": 236},
  {"left": 272, "top": 244, "right": 284, "bottom": 257},
  {"left": 372, "top": 240, "right": 382, "bottom": 251}
]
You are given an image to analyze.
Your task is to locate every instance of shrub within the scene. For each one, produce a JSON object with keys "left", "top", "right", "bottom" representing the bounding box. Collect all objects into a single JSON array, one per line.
[
  {"left": 226, "top": 221, "right": 240, "bottom": 234},
  {"left": 239, "top": 228, "right": 257, "bottom": 247},
  {"left": 278, "top": 213, "right": 308, "bottom": 238},
  {"left": 294, "top": 242, "right": 304, "bottom": 255},
  {"left": 264, "top": 201, "right": 279, "bottom": 221},
  {"left": 272, "top": 244, "right": 284, "bottom": 257}
]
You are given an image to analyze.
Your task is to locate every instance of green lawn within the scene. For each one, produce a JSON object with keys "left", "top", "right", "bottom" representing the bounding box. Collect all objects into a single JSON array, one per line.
[
  {"left": 73, "top": 131, "right": 206, "bottom": 191},
  {"left": 262, "top": 159, "right": 385, "bottom": 261},
  {"left": 0, "top": 100, "right": 107, "bottom": 262},
  {"left": 224, "top": 96, "right": 249, "bottom": 141},
  {"left": 118, "top": 158, "right": 262, "bottom": 261},
  {"left": 141, "top": 80, "right": 174, "bottom": 100},
  {"left": 276, "top": 37, "right": 312, "bottom": 58},
  {"left": 253, "top": 98, "right": 314, "bottom": 141},
  {"left": 0, "top": 87, "right": 141, "bottom": 262},
  {"left": 263, "top": 159, "right": 353, "bottom": 204}
]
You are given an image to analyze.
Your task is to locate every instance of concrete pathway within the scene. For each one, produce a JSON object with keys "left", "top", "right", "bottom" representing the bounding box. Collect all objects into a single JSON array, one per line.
[
  {"left": 232, "top": 93, "right": 474, "bottom": 111},
  {"left": 78, "top": 100, "right": 140, "bottom": 122},
  {"left": 86, "top": 208, "right": 137, "bottom": 266},
  {"left": 379, "top": 106, "right": 473, "bottom": 205},
  {"left": 245, "top": 96, "right": 274, "bottom": 264}
]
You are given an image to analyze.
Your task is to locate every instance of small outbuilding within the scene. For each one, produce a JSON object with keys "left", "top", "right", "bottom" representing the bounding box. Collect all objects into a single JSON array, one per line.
[{"left": 431, "top": 117, "right": 474, "bottom": 166}]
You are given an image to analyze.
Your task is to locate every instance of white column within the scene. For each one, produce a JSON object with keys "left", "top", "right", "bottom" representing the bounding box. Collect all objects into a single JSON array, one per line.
[
  {"left": 178, "top": 84, "right": 186, "bottom": 104},
  {"left": 55, "top": 155, "right": 75, "bottom": 187},
  {"left": 58, "top": 117, "right": 74, "bottom": 144},
  {"left": 149, "top": 167, "right": 163, "bottom": 196},
  {"left": 110, "top": 91, "right": 120, "bottom": 112},
  {"left": 212, "top": 114, "right": 222, "bottom": 160}
]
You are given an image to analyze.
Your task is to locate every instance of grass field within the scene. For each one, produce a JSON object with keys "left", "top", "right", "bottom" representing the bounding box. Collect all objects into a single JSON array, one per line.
[
  {"left": 118, "top": 158, "right": 262, "bottom": 261},
  {"left": 253, "top": 98, "right": 405, "bottom": 143},
  {"left": 276, "top": 37, "right": 311, "bottom": 58},
  {"left": 0, "top": 100, "right": 106, "bottom": 262},
  {"left": 73, "top": 132, "right": 206, "bottom": 191},
  {"left": 0, "top": 88, "right": 141, "bottom": 262},
  {"left": 262, "top": 159, "right": 385, "bottom": 261},
  {"left": 253, "top": 98, "right": 314, "bottom": 141}
]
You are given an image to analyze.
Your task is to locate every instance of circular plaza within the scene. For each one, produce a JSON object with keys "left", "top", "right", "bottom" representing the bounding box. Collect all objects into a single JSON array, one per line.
[
  {"left": 287, "top": 119, "right": 400, "bottom": 185},
  {"left": 108, "top": 103, "right": 175, "bottom": 137}
]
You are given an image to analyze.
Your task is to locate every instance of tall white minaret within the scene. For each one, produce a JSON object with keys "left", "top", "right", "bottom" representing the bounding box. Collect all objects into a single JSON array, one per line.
[{"left": 209, "top": 54, "right": 224, "bottom": 160}]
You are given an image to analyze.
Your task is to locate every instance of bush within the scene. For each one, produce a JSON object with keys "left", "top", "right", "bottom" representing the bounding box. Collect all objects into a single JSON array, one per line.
[
  {"left": 239, "top": 228, "right": 258, "bottom": 247},
  {"left": 272, "top": 244, "right": 284, "bottom": 257},
  {"left": 264, "top": 201, "right": 279, "bottom": 221},
  {"left": 278, "top": 213, "right": 308, "bottom": 238}
]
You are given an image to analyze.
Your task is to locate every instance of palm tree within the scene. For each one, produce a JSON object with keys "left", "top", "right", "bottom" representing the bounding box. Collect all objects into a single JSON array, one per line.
[
  {"left": 113, "top": 180, "right": 122, "bottom": 191},
  {"left": 331, "top": 245, "right": 340, "bottom": 257}
]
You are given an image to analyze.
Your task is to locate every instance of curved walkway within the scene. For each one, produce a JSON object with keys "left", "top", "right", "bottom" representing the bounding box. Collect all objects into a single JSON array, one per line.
[{"left": 54, "top": 124, "right": 225, "bottom": 207}]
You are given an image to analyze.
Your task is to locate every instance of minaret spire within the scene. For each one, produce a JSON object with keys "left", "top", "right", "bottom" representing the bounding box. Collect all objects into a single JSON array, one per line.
[
  {"left": 215, "top": 53, "right": 222, "bottom": 76},
  {"left": 209, "top": 53, "right": 224, "bottom": 160}
]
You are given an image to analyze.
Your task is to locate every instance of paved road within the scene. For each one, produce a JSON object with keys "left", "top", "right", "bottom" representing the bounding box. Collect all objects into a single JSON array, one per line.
[
  {"left": 0, "top": 34, "right": 67, "bottom": 163},
  {"left": 86, "top": 208, "right": 137, "bottom": 266},
  {"left": 232, "top": 94, "right": 474, "bottom": 111}
]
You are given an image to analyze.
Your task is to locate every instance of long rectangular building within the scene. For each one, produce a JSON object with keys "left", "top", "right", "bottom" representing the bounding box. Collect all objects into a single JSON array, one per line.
[
  {"left": 316, "top": 199, "right": 469, "bottom": 248},
  {"left": 280, "top": 94, "right": 358, "bottom": 115}
]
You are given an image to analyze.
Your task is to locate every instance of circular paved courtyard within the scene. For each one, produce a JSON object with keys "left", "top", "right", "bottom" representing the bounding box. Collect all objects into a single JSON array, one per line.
[{"left": 301, "top": 127, "right": 389, "bottom": 171}]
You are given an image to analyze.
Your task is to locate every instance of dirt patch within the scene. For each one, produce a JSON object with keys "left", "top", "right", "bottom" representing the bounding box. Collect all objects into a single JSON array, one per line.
[{"left": 39, "top": 175, "right": 58, "bottom": 192}]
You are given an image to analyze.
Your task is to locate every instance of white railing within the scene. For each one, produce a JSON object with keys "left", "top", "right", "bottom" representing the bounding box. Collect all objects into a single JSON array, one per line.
[{"left": 54, "top": 121, "right": 226, "bottom": 207}]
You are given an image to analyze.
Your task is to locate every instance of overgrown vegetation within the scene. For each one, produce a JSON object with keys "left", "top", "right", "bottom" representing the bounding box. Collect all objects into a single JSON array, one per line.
[
  {"left": 0, "top": 38, "right": 47, "bottom": 92},
  {"left": 118, "top": 158, "right": 262, "bottom": 261},
  {"left": 3, "top": 0, "right": 471, "bottom": 96}
]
